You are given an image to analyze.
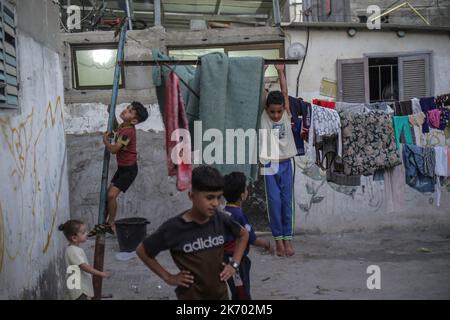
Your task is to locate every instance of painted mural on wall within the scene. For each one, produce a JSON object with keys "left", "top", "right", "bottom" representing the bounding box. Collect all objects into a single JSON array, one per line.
[{"left": 293, "top": 128, "right": 450, "bottom": 223}]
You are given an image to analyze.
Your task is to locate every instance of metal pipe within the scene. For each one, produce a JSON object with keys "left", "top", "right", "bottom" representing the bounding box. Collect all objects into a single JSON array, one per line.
[
  {"left": 370, "top": 1, "right": 430, "bottom": 25},
  {"left": 272, "top": 0, "right": 281, "bottom": 27},
  {"left": 154, "top": 0, "right": 161, "bottom": 26},
  {"left": 378, "top": 66, "right": 381, "bottom": 101},
  {"left": 121, "top": 59, "right": 299, "bottom": 66},
  {"left": 93, "top": 18, "right": 128, "bottom": 300},
  {"left": 125, "top": 0, "right": 133, "bottom": 30},
  {"left": 390, "top": 65, "right": 394, "bottom": 100}
]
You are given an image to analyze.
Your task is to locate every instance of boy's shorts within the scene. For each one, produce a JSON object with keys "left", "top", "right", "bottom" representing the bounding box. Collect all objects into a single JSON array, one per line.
[{"left": 111, "top": 164, "right": 138, "bottom": 192}]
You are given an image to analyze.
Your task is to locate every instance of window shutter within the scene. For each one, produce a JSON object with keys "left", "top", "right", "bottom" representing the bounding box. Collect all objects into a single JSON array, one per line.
[
  {"left": 0, "top": 0, "right": 17, "bottom": 108},
  {"left": 398, "top": 54, "right": 431, "bottom": 100},
  {"left": 337, "top": 58, "right": 369, "bottom": 103}
]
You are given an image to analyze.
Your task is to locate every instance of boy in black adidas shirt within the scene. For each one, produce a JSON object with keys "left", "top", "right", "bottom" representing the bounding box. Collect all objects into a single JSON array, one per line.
[{"left": 137, "top": 165, "right": 249, "bottom": 300}]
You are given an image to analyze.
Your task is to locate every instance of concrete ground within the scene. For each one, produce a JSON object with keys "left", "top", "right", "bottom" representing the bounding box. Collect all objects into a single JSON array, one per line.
[{"left": 83, "top": 227, "right": 450, "bottom": 300}]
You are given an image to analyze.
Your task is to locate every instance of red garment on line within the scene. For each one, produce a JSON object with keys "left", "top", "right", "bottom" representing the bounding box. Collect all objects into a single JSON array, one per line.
[
  {"left": 164, "top": 72, "right": 192, "bottom": 191},
  {"left": 312, "top": 99, "right": 336, "bottom": 109}
]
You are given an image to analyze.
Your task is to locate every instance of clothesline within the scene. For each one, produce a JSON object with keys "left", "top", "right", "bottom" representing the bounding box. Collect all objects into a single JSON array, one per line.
[
  {"left": 304, "top": 93, "right": 450, "bottom": 108},
  {"left": 121, "top": 58, "right": 299, "bottom": 66}
]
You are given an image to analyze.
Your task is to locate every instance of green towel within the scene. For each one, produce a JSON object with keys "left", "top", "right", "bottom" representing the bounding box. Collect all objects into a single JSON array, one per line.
[
  {"left": 187, "top": 52, "right": 265, "bottom": 179},
  {"left": 153, "top": 51, "right": 265, "bottom": 179},
  {"left": 152, "top": 49, "right": 196, "bottom": 117}
]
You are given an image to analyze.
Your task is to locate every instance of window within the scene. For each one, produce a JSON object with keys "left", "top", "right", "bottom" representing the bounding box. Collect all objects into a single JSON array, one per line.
[
  {"left": 168, "top": 43, "right": 284, "bottom": 78},
  {"left": 71, "top": 44, "right": 124, "bottom": 90},
  {"left": 0, "top": 0, "right": 18, "bottom": 108},
  {"left": 337, "top": 52, "right": 432, "bottom": 103},
  {"left": 369, "top": 57, "right": 398, "bottom": 102}
]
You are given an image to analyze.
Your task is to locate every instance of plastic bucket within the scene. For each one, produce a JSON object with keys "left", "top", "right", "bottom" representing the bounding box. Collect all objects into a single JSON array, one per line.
[{"left": 115, "top": 217, "right": 150, "bottom": 252}]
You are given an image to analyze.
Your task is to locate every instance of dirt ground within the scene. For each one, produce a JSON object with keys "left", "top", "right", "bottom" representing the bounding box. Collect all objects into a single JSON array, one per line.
[{"left": 83, "top": 226, "right": 450, "bottom": 300}]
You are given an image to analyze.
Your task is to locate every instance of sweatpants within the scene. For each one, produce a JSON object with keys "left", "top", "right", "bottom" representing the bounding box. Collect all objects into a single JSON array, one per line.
[
  {"left": 393, "top": 116, "right": 413, "bottom": 150},
  {"left": 264, "top": 159, "right": 295, "bottom": 240}
]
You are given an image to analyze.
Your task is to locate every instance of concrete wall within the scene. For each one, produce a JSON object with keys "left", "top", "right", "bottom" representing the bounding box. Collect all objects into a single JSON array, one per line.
[
  {"left": 349, "top": 0, "right": 450, "bottom": 26},
  {"left": 63, "top": 26, "right": 450, "bottom": 237},
  {"left": 285, "top": 28, "right": 450, "bottom": 101},
  {"left": 0, "top": 1, "right": 70, "bottom": 299},
  {"left": 282, "top": 27, "right": 450, "bottom": 233}
]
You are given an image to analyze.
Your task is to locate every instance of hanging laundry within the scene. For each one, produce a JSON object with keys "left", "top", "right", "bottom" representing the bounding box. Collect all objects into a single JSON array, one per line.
[
  {"left": 393, "top": 100, "right": 413, "bottom": 116},
  {"left": 448, "top": 147, "right": 450, "bottom": 175},
  {"left": 309, "top": 104, "right": 342, "bottom": 157},
  {"left": 164, "top": 71, "right": 192, "bottom": 192},
  {"left": 315, "top": 134, "right": 338, "bottom": 170},
  {"left": 365, "top": 101, "right": 394, "bottom": 114},
  {"left": 339, "top": 110, "right": 401, "bottom": 176},
  {"left": 419, "top": 96, "right": 437, "bottom": 133},
  {"left": 427, "top": 109, "right": 442, "bottom": 129},
  {"left": 393, "top": 116, "right": 413, "bottom": 149},
  {"left": 434, "top": 146, "right": 448, "bottom": 177},
  {"left": 409, "top": 112, "right": 426, "bottom": 147},
  {"left": 411, "top": 98, "right": 422, "bottom": 114},
  {"left": 326, "top": 156, "right": 361, "bottom": 186},
  {"left": 435, "top": 93, "right": 450, "bottom": 108},
  {"left": 288, "top": 96, "right": 311, "bottom": 156},
  {"left": 403, "top": 144, "right": 436, "bottom": 193},
  {"left": 301, "top": 100, "right": 312, "bottom": 142},
  {"left": 439, "top": 109, "right": 450, "bottom": 131},
  {"left": 152, "top": 50, "right": 197, "bottom": 118},
  {"left": 335, "top": 102, "right": 366, "bottom": 113},
  {"left": 383, "top": 159, "right": 406, "bottom": 213},
  {"left": 312, "top": 99, "right": 336, "bottom": 109},
  {"left": 186, "top": 52, "right": 265, "bottom": 179}
]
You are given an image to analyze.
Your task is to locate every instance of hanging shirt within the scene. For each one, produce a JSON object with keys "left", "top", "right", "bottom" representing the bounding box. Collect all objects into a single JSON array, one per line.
[
  {"left": 419, "top": 96, "right": 437, "bottom": 133},
  {"left": 312, "top": 99, "right": 336, "bottom": 109},
  {"left": 434, "top": 146, "right": 448, "bottom": 177},
  {"left": 310, "top": 104, "right": 342, "bottom": 157},
  {"left": 164, "top": 72, "right": 192, "bottom": 191},
  {"left": 289, "top": 96, "right": 307, "bottom": 156}
]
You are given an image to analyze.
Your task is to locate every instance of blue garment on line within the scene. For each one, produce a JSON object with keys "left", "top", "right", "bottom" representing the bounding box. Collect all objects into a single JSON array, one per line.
[
  {"left": 289, "top": 96, "right": 304, "bottom": 156},
  {"left": 419, "top": 96, "right": 436, "bottom": 134},
  {"left": 402, "top": 144, "right": 435, "bottom": 193}
]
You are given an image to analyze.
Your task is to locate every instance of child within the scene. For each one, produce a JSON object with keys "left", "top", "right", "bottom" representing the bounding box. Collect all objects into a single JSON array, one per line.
[
  {"left": 136, "top": 165, "right": 249, "bottom": 300},
  {"left": 90, "top": 101, "right": 149, "bottom": 236},
  {"left": 260, "top": 65, "right": 297, "bottom": 257},
  {"left": 223, "top": 172, "right": 273, "bottom": 300},
  {"left": 59, "top": 220, "right": 111, "bottom": 300}
]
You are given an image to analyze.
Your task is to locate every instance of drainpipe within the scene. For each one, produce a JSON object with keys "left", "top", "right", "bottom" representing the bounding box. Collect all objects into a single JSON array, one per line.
[
  {"left": 154, "top": 0, "right": 161, "bottom": 26},
  {"left": 125, "top": 0, "right": 133, "bottom": 30},
  {"left": 273, "top": 0, "right": 281, "bottom": 27}
]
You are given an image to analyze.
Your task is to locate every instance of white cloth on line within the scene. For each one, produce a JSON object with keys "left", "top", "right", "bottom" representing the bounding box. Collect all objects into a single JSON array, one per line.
[{"left": 434, "top": 145, "right": 448, "bottom": 177}]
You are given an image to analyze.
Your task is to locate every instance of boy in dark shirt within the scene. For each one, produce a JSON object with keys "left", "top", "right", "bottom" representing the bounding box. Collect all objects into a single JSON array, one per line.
[
  {"left": 136, "top": 165, "right": 249, "bottom": 300},
  {"left": 223, "top": 172, "right": 273, "bottom": 300}
]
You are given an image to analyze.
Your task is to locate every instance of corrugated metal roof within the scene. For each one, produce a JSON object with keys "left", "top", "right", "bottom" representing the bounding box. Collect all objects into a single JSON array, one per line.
[{"left": 60, "top": 0, "right": 286, "bottom": 30}]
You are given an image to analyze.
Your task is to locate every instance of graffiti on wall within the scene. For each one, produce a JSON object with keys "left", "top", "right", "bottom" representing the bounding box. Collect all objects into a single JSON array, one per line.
[
  {"left": 0, "top": 96, "right": 65, "bottom": 273},
  {"left": 0, "top": 203, "right": 4, "bottom": 272}
]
